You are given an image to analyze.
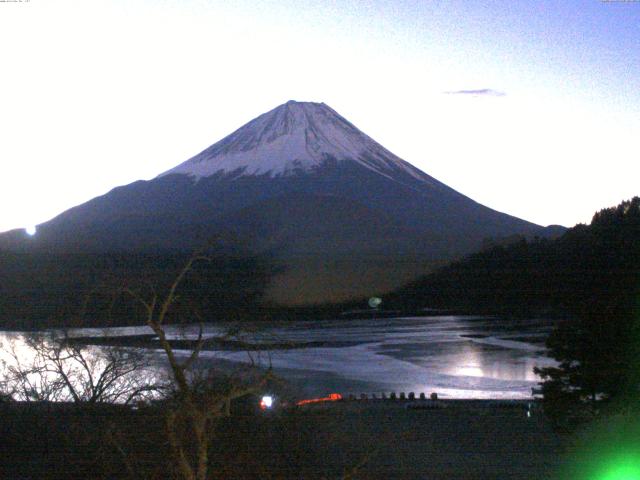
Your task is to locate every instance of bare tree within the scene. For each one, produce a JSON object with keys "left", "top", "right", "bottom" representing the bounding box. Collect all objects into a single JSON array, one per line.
[
  {"left": 1, "top": 331, "right": 163, "bottom": 405},
  {"left": 122, "top": 250, "right": 273, "bottom": 480}
]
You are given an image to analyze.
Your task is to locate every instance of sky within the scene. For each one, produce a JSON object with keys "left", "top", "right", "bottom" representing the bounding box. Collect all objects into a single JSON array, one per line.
[{"left": 0, "top": 0, "right": 638, "bottom": 232}]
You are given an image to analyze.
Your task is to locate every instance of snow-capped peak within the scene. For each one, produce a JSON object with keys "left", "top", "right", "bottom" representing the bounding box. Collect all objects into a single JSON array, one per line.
[{"left": 159, "top": 100, "right": 430, "bottom": 183}]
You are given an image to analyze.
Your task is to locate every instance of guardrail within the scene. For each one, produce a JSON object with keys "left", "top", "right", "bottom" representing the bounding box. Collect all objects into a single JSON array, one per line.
[{"left": 294, "top": 392, "right": 538, "bottom": 417}]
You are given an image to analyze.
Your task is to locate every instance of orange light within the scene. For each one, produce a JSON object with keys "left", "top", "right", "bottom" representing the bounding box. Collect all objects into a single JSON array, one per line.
[{"left": 296, "top": 393, "right": 342, "bottom": 406}]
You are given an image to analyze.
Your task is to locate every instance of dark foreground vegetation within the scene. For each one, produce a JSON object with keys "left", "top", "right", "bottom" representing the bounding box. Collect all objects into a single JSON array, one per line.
[{"left": 0, "top": 400, "right": 561, "bottom": 480}]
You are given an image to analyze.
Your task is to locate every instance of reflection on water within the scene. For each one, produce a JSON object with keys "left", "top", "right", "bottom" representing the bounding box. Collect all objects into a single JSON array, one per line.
[
  {"left": 192, "top": 316, "right": 557, "bottom": 399},
  {"left": 1, "top": 316, "right": 557, "bottom": 400},
  {"left": 449, "top": 344, "right": 485, "bottom": 378},
  {"left": 446, "top": 344, "right": 545, "bottom": 382}
]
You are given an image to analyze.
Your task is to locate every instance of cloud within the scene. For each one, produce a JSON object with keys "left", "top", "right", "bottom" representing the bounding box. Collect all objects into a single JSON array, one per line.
[{"left": 444, "top": 88, "right": 506, "bottom": 97}]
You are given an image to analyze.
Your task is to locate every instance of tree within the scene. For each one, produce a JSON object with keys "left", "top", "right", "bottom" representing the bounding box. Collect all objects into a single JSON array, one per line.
[
  {"left": 121, "top": 248, "right": 273, "bottom": 480},
  {"left": 1, "top": 330, "right": 162, "bottom": 404},
  {"left": 535, "top": 197, "right": 640, "bottom": 431},
  {"left": 0, "top": 244, "right": 283, "bottom": 479}
]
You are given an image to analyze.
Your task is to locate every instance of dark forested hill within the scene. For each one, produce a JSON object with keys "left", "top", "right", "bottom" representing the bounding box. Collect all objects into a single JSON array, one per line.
[
  {"left": 0, "top": 248, "right": 274, "bottom": 329},
  {"left": 388, "top": 197, "right": 640, "bottom": 318}
]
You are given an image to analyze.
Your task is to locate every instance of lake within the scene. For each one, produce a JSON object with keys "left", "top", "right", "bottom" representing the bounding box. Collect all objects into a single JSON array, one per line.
[
  {"left": 1, "top": 316, "right": 557, "bottom": 400},
  {"left": 192, "top": 315, "right": 557, "bottom": 399}
]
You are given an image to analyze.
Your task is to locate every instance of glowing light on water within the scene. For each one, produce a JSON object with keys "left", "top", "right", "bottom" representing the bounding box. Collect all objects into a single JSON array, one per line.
[{"left": 25, "top": 225, "right": 36, "bottom": 236}]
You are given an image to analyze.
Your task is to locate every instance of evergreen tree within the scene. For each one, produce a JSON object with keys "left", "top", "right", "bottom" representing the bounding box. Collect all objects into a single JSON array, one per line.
[{"left": 535, "top": 197, "right": 640, "bottom": 430}]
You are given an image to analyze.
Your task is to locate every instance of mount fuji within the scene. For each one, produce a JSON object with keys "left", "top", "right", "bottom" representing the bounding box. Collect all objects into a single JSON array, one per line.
[
  {"left": 1, "top": 101, "right": 558, "bottom": 304},
  {"left": 161, "top": 100, "right": 437, "bottom": 183}
]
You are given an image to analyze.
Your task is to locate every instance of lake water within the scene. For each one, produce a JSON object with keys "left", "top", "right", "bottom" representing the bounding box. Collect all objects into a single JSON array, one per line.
[
  {"left": 176, "top": 315, "right": 557, "bottom": 399},
  {"left": 1, "top": 316, "right": 557, "bottom": 400}
]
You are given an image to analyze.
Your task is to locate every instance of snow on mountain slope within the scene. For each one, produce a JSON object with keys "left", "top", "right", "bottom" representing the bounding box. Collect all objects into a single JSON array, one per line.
[{"left": 160, "top": 100, "right": 434, "bottom": 185}]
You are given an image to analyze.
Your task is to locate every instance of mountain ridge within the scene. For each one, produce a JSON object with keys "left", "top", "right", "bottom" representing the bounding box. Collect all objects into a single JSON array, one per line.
[{"left": 1, "top": 100, "right": 562, "bottom": 305}]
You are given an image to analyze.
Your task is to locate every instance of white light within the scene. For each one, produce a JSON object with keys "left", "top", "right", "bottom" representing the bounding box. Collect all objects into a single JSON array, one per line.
[
  {"left": 368, "top": 297, "right": 382, "bottom": 308},
  {"left": 261, "top": 395, "right": 273, "bottom": 409},
  {"left": 25, "top": 225, "right": 36, "bottom": 236}
]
